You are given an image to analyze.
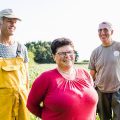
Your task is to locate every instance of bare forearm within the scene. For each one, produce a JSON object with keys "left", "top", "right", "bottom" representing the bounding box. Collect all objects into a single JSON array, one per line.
[
  {"left": 24, "top": 63, "right": 29, "bottom": 91},
  {"left": 90, "top": 70, "right": 96, "bottom": 81}
]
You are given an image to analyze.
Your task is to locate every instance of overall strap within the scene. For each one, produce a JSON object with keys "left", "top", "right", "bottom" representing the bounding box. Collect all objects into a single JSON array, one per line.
[{"left": 16, "top": 42, "right": 22, "bottom": 57}]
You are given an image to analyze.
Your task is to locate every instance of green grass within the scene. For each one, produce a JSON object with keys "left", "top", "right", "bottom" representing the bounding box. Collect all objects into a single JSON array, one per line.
[
  {"left": 28, "top": 62, "right": 100, "bottom": 120},
  {"left": 29, "top": 62, "right": 89, "bottom": 83},
  {"left": 29, "top": 63, "right": 57, "bottom": 87}
]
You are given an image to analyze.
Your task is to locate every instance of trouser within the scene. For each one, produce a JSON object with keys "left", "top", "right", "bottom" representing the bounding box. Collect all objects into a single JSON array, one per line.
[
  {"left": 96, "top": 88, "right": 120, "bottom": 120},
  {"left": 0, "top": 57, "right": 30, "bottom": 120},
  {"left": 0, "top": 88, "right": 30, "bottom": 120}
]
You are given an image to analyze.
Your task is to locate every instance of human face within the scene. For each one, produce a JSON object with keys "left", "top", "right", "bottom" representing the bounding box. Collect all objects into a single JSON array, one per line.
[
  {"left": 53, "top": 45, "right": 75, "bottom": 70},
  {"left": 1, "top": 17, "right": 17, "bottom": 36},
  {"left": 98, "top": 28, "right": 113, "bottom": 45}
]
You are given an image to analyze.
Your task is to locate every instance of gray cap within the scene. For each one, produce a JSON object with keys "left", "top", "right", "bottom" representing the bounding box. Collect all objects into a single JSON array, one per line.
[
  {"left": 98, "top": 21, "right": 113, "bottom": 31},
  {"left": 0, "top": 8, "right": 21, "bottom": 21}
]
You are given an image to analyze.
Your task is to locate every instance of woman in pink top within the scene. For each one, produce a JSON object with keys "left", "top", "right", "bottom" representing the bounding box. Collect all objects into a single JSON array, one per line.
[{"left": 27, "top": 37, "right": 98, "bottom": 120}]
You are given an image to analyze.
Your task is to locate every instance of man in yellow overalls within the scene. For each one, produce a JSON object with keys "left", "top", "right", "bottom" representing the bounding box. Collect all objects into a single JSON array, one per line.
[{"left": 0, "top": 8, "right": 30, "bottom": 120}]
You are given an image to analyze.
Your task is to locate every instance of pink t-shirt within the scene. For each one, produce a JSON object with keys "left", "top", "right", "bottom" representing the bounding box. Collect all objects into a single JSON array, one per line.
[{"left": 27, "top": 68, "right": 98, "bottom": 120}]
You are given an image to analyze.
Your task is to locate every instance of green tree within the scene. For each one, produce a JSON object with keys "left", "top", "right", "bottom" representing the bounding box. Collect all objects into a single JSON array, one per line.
[{"left": 25, "top": 40, "right": 79, "bottom": 63}]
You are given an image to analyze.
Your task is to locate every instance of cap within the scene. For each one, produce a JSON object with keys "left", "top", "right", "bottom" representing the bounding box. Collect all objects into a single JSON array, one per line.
[
  {"left": 0, "top": 8, "right": 21, "bottom": 21},
  {"left": 98, "top": 21, "right": 113, "bottom": 31}
]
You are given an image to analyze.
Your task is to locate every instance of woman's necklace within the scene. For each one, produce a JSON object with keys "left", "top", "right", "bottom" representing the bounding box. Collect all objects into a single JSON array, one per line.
[{"left": 57, "top": 67, "right": 77, "bottom": 80}]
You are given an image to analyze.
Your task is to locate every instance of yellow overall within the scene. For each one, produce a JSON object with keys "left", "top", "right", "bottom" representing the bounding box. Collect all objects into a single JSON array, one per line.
[{"left": 0, "top": 57, "right": 30, "bottom": 120}]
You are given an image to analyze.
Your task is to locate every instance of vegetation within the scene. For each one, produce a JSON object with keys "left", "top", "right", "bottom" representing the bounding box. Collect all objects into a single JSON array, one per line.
[{"left": 25, "top": 41, "right": 79, "bottom": 63}]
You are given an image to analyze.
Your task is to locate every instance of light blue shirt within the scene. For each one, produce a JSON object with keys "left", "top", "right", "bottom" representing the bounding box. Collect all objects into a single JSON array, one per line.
[{"left": 0, "top": 42, "right": 28, "bottom": 63}]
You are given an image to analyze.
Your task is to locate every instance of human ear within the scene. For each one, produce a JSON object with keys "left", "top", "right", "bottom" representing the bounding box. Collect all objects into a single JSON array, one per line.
[
  {"left": 111, "top": 30, "right": 113, "bottom": 35},
  {"left": 52, "top": 55, "right": 56, "bottom": 62}
]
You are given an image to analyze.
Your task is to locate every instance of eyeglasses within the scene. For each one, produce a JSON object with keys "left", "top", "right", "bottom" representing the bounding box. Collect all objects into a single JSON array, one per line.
[{"left": 56, "top": 50, "right": 75, "bottom": 57}]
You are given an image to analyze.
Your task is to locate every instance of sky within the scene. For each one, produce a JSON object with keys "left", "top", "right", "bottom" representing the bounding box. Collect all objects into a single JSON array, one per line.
[{"left": 1, "top": 0, "right": 120, "bottom": 61}]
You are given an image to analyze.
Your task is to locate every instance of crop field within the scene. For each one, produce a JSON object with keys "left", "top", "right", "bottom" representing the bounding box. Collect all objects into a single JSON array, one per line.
[
  {"left": 28, "top": 62, "right": 100, "bottom": 120},
  {"left": 29, "top": 63, "right": 89, "bottom": 86}
]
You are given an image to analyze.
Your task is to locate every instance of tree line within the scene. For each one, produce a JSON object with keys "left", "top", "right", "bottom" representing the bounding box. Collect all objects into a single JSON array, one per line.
[{"left": 25, "top": 41, "right": 79, "bottom": 63}]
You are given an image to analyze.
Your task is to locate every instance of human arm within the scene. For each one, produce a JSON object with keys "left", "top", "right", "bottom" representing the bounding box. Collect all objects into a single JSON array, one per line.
[
  {"left": 88, "top": 50, "right": 97, "bottom": 81},
  {"left": 24, "top": 63, "right": 29, "bottom": 91},
  {"left": 90, "top": 69, "right": 96, "bottom": 81},
  {"left": 23, "top": 45, "right": 29, "bottom": 91},
  {"left": 27, "top": 72, "right": 49, "bottom": 118}
]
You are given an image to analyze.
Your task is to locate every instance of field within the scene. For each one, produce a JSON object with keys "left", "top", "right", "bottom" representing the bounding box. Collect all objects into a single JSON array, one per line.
[{"left": 29, "top": 62, "right": 100, "bottom": 120}]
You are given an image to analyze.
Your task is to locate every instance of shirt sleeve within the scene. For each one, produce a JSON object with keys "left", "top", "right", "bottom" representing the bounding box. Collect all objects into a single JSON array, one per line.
[
  {"left": 83, "top": 69, "right": 94, "bottom": 86},
  {"left": 27, "top": 72, "right": 50, "bottom": 118},
  {"left": 88, "top": 50, "right": 96, "bottom": 70},
  {"left": 23, "top": 45, "right": 29, "bottom": 63}
]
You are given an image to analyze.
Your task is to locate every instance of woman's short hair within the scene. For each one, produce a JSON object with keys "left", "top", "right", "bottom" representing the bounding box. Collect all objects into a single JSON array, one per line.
[{"left": 51, "top": 37, "right": 74, "bottom": 55}]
